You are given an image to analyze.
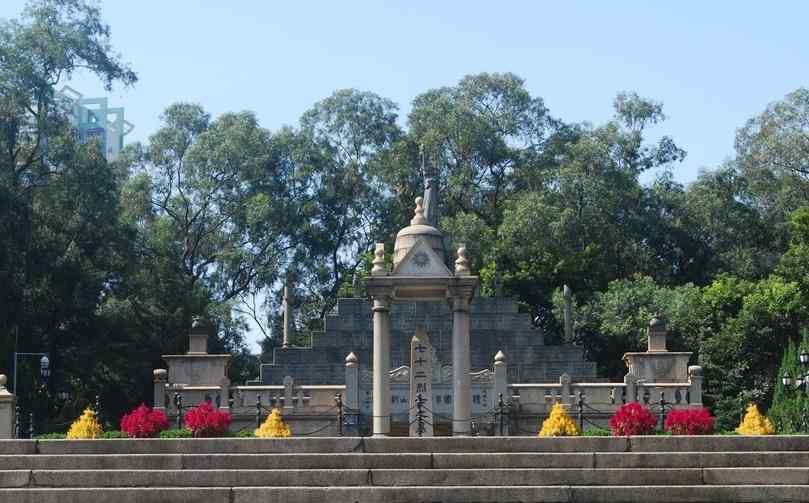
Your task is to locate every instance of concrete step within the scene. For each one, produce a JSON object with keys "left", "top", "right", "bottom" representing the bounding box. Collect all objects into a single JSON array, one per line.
[
  {"left": 4, "top": 435, "right": 809, "bottom": 456},
  {"left": 3, "top": 467, "right": 808, "bottom": 488},
  {"left": 3, "top": 485, "right": 809, "bottom": 503},
  {"left": 3, "top": 450, "right": 809, "bottom": 470}
]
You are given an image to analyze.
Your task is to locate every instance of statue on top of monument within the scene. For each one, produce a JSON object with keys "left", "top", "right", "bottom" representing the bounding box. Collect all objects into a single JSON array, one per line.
[{"left": 420, "top": 145, "right": 440, "bottom": 227}]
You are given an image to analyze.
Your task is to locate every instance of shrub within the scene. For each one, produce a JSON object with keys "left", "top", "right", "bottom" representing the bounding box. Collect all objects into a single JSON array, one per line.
[
  {"left": 120, "top": 403, "right": 170, "bottom": 438},
  {"left": 664, "top": 407, "right": 715, "bottom": 435},
  {"left": 538, "top": 403, "right": 580, "bottom": 437},
  {"left": 34, "top": 433, "right": 66, "bottom": 439},
  {"left": 736, "top": 404, "right": 775, "bottom": 435},
  {"left": 66, "top": 408, "right": 104, "bottom": 439},
  {"left": 255, "top": 408, "right": 292, "bottom": 438},
  {"left": 234, "top": 429, "right": 256, "bottom": 438},
  {"left": 582, "top": 427, "right": 611, "bottom": 437},
  {"left": 609, "top": 402, "right": 657, "bottom": 436},
  {"left": 183, "top": 401, "right": 231, "bottom": 437},
  {"left": 101, "top": 430, "right": 128, "bottom": 439},
  {"left": 159, "top": 428, "right": 193, "bottom": 438}
]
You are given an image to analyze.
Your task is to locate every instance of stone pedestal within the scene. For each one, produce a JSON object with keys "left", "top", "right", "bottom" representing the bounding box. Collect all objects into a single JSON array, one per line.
[
  {"left": 623, "top": 351, "right": 692, "bottom": 383},
  {"left": 623, "top": 314, "right": 692, "bottom": 383},
  {"left": 0, "top": 375, "right": 14, "bottom": 439}
]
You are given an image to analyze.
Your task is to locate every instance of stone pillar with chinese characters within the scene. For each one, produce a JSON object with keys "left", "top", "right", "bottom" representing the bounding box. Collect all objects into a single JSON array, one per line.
[{"left": 409, "top": 327, "right": 434, "bottom": 436}]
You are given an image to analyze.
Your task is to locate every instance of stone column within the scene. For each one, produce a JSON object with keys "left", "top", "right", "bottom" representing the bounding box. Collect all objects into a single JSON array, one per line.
[
  {"left": 283, "top": 375, "right": 295, "bottom": 412},
  {"left": 563, "top": 285, "right": 573, "bottom": 344},
  {"left": 0, "top": 375, "right": 14, "bottom": 439},
  {"left": 372, "top": 296, "right": 391, "bottom": 436},
  {"left": 153, "top": 369, "right": 168, "bottom": 410},
  {"left": 560, "top": 373, "right": 572, "bottom": 405},
  {"left": 282, "top": 284, "right": 292, "bottom": 349},
  {"left": 624, "top": 373, "right": 637, "bottom": 403},
  {"left": 493, "top": 351, "right": 507, "bottom": 403},
  {"left": 688, "top": 365, "right": 703, "bottom": 405},
  {"left": 344, "top": 352, "right": 359, "bottom": 412},
  {"left": 451, "top": 294, "right": 471, "bottom": 435}
]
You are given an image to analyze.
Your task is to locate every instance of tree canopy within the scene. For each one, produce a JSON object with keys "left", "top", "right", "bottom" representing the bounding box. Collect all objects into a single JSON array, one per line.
[{"left": 2, "top": 0, "right": 809, "bottom": 431}]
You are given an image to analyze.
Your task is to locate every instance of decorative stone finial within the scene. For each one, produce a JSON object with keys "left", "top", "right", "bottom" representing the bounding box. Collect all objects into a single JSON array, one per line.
[
  {"left": 371, "top": 243, "right": 386, "bottom": 276},
  {"left": 410, "top": 197, "right": 428, "bottom": 226},
  {"left": 191, "top": 316, "right": 205, "bottom": 330},
  {"left": 647, "top": 311, "right": 667, "bottom": 352},
  {"left": 454, "top": 244, "right": 470, "bottom": 275},
  {"left": 649, "top": 312, "right": 666, "bottom": 328},
  {"left": 688, "top": 365, "right": 703, "bottom": 377},
  {"left": 153, "top": 369, "right": 168, "bottom": 383},
  {"left": 345, "top": 352, "right": 358, "bottom": 367},
  {"left": 494, "top": 351, "right": 506, "bottom": 367}
]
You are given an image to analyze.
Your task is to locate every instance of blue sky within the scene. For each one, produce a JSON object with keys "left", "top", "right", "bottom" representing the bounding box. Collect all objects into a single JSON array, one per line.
[
  {"left": 3, "top": 1, "right": 807, "bottom": 183},
  {"left": 2, "top": 1, "right": 807, "bottom": 350}
]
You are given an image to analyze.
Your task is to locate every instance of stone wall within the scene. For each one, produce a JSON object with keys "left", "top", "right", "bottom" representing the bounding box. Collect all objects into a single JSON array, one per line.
[{"left": 261, "top": 297, "right": 597, "bottom": 385}]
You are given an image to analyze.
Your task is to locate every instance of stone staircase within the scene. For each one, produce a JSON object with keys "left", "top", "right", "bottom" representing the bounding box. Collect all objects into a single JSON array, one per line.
[{"left": 2, "top": 436, "right": 809, "bottom": 502}]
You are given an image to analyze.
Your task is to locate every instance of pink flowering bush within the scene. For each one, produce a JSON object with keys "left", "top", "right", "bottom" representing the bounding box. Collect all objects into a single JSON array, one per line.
[
  {"left": 609, "top": 402, "right": 657, "bottom": 436},
  {"left": 664, "top": 407, "right": 715, "bottom": 435},
  {"left": 120, "top": 404, "right": 169, "bottom": 438},
  {"left": 183, "top": 401, "right": 231, "bottom": 437}
]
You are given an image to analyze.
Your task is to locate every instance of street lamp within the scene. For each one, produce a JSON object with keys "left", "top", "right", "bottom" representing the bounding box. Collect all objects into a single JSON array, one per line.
[
  {"left": 781, "top": 349, "right": 809, "bottom": 394},
  {"left": 40, "top": 356, "right": 50, "bottom": 378},
  {"left": 12, "top": 352, "right": 50, "bottom": 395},
  {"left": 783, "top": 370, "right": 792, "bottom": 388}
]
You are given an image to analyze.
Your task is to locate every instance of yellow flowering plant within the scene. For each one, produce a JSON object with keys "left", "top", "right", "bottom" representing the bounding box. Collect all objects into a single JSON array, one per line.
[
  {"left": 255, "top": 408, "right": 291, "bottom": 438},
  {"left": 539, "top": 403, "right": 580, "bottom": 437},
  {"left": 66, "top": 408, "right": 104, "bottom": 439},
  {"left": 736, "top": 404, "right": 775, "bottom": 435}
]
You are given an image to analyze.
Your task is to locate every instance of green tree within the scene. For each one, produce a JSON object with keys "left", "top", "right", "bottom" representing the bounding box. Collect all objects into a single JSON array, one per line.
[{"left": 0, "top": 0, "right": 136, "bottom": 425}]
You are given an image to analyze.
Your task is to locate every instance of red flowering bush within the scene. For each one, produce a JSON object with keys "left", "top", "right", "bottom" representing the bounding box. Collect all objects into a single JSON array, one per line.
[
  {"left": 120, "top": 404, "right": 169, "bottom": 438},
  {"left": 664, "top": 407, "right": 715, "bottom": 435},
  {"left": 183, "top": 401, "right": 231, "bottom": 437},
  {"left": 609, "top": 402, "right": 657, "bottom": 436}
]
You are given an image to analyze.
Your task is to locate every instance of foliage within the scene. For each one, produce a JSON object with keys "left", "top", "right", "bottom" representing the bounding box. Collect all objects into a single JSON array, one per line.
[
  {"left": 663, "top": 407, "right": 715, "bottom": 435},
  {"left": 255, "top": 408, "right": 292, "bottom": 438},
  {"left": 120, "top": 403, "right": 170, "bottom": 438},
  {"left": 736, "top": 404, "right": 775, "bottom": 435},
  {"left": 100, "top": 430, "right": 127, "bottom": 439},
  {"left": 34, "top": 433, "right": 66, "bottom": 439},
  {"left": 183, "top": 401, "right": 231, "bottom": 437},
  {"left": 538, "top": 403, "right": 580, "bottom": 437},
  {"left": 768, "top": 331, "right": 809, "bottom": 433},
  {"left": 66, "top": 408, "right": 104, "bottom": 439},
  {"left": 158, "top": 428, "right": 193, "bottom": 439},
  {"left": 581, "top": 427, "right": 611, "bottom": 437},
  {"left": 3, "top": 1, "right": 809, "bottom": 433},
  {"left": 609, "top": 402, "right": 657, "bottom": 436},
  {"left": 234, "top": 429, "right": 256, "bottom": 438}
]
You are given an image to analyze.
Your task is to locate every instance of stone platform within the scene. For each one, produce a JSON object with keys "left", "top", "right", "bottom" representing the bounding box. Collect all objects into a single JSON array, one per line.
[
  {"left": 262, "top": 297, "right": 597, "bottom": 385},
  {"left": 2, "top": 436, "right": 809, "bottom": 502}
]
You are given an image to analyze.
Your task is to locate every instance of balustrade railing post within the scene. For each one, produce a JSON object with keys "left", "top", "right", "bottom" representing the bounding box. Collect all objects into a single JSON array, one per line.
[
  {"left": 497, "top": 393, "right": 505, "bottom": 436},
  {"left": 335, "top": 393, "right": 343, "bottom": 436},
  {"left": 15, "top": 405, "right": 20, "bottom": 439},
  {"left": 174, "top": 393, "right": 183, "bottom": 429},
  {"left": 576, "top": 391, "right": 584, "bottom": 431},
  {"left": 658, "top": 391, "right": 667, "bottom": 430},
  {"left": 255, "top": 394, "right": 262, "bottom": 428},
  {"left": 28, "top": 411, "right": 33, "bottom": 439}
]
